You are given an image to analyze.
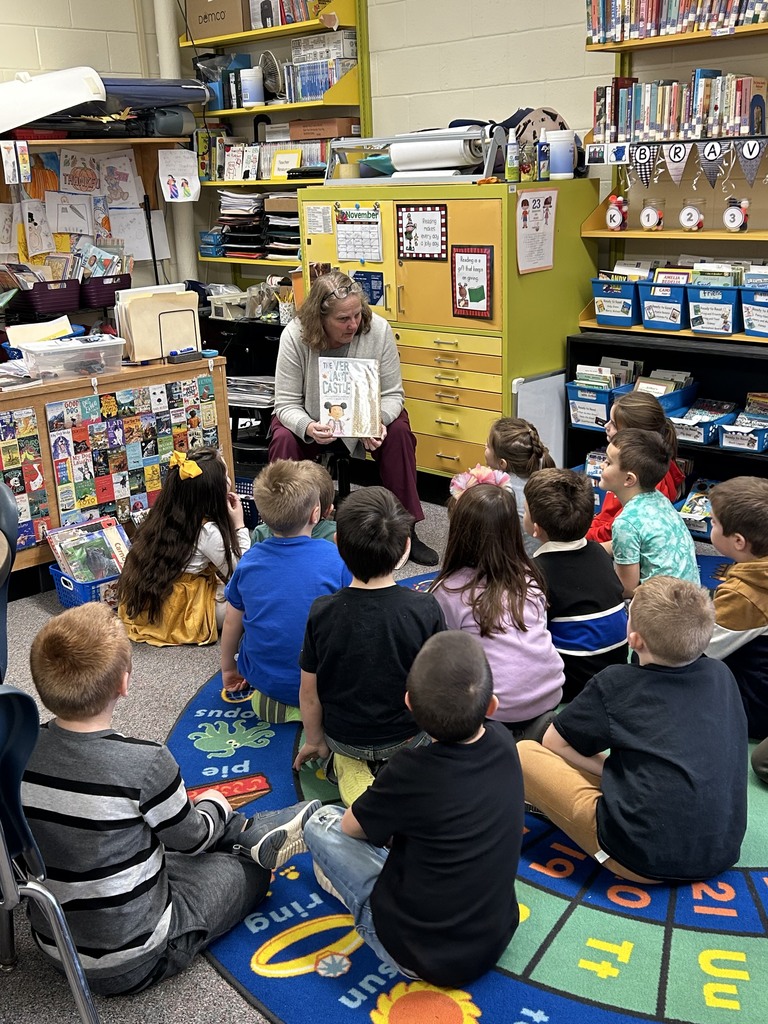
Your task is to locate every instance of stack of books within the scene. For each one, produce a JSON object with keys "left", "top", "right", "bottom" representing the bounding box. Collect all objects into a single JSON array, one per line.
[
  {"left": 574, "top": 356, "right": 643, "bottom": 390},
  {"left": 679, "top": 397, "right": 737, "bottom": 422},
  {"left": 216, "top": 191, "right": 265, "bottom": 260},
  {"left": 634, "top": 368, "right": 694, "bottom": 397},
  {"left": 46, "top": 516, "right": 130, "bottom": 584}
]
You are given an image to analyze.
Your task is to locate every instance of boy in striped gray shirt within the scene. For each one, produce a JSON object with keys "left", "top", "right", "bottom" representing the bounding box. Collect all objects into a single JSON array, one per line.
[{"left": 22, "top": 603, "right": 319, "bottom": 996}]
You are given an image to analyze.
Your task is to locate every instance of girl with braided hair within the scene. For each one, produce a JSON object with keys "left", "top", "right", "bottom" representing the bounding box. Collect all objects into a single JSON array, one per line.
[{"left": 484, "top": 417, "right": 556, "bottom": 556}]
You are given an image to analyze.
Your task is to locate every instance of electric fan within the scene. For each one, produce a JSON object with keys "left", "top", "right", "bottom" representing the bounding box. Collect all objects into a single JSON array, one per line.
[{"left": 259, "top": 51, "right": 286, "bottom": 104}]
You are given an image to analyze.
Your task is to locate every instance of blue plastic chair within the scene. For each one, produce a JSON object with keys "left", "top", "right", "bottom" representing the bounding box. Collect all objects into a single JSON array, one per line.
[
  {"left": 0, "top": 481, "right": 18, "bottom": 684},
  {"left": 0, "top": 686, "right": 100, "bottom": 1022}
]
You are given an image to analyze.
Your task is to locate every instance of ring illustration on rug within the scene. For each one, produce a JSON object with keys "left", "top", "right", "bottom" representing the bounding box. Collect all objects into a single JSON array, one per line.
[{"left": 168, "top": 671, "right": 768, "bottom": 1024}]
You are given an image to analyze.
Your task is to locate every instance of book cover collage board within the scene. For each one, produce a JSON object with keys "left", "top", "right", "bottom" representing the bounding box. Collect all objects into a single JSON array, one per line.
[
  {"left": 43, "top": 373, "right": 219, "bottom": 535},
  {"left": 0, "top": 407, "right": 48, "bottom": 550}
]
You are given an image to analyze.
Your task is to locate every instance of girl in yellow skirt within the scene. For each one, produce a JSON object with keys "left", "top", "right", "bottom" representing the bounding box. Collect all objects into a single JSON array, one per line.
[{"left": 118, "top": 448, "right": 250, "bottom": 645}]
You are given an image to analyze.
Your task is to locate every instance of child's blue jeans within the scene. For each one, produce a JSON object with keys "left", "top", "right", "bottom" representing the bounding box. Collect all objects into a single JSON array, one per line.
[{"left": 304, "top": 805, "right": 417, "bottom": 978}]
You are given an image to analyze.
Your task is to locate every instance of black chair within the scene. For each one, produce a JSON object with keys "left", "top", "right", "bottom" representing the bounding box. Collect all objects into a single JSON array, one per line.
[
  {"left": 0, "top": 481, "right": 18, "bottom": 684},
  {"left": 0, "top": 684, "right": 101, "bottom": 1022}
]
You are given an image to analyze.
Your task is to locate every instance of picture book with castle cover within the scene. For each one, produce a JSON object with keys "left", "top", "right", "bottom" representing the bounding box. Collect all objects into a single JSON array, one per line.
[{"left": 318, "top": 357, "right": 380, "bottom": 438}]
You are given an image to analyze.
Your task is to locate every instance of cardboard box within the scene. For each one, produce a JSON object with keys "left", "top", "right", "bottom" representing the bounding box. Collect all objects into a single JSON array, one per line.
[
  {"left": 264, "top": 196, "right": 299, "bottom": 213},
  {"left": 185, "top": 0, "right": 251, "bottom": 41},
  {"left": 291, "top": 29, "right": 357, "bottom": 63},
  {"left": 289, "top": 117, "right": 360, "bottom": 141}
]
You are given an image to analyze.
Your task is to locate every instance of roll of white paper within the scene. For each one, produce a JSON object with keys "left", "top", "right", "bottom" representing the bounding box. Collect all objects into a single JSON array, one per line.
[{"left": 389, "top": 128, "right": 485, "bottom": 171}]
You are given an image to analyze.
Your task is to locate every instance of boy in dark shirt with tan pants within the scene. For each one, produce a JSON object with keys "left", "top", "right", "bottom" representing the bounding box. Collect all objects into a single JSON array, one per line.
[{"left": 304, "top": 631, "right": 524, "bottom": 986}]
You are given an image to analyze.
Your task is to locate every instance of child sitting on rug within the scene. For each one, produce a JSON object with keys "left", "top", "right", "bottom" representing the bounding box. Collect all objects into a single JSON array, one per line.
[
  {"left": 705, "top": 477, "right": 768, "bottom": 742},
  {"left": 118, "top": 447, "right": 250, "bottom": 646},
  {"left": 587, "top": 390, "right": 685, "bottom": 544},
  {"left": 22, "top": 603, "right": 320, "bottom": 996},
  {"left": 293, "top": 486, "right": 446, "bottom": 804},
  {"left": 304, "top": 631, "right": 524, "bottom": 986},
  {"left": 524, "top": 468, "right": 628, "bottom": 703},
  {"left": 430, "top": 474, "right": 564, "bottom": 740},
  {"left": 483, "top": 415, "right": 556, "bottom": 556},
  {"left": 518, "top": 576, "right": 748, "bottom": 883},
  {"left": 250, "top": 460, "right": 337, "bottom": 545},
  {"left": 221, "top": 459, "right": 350, "bottom": 723},
  {"left": 599, "top": 428, "right": 699, "bottom": 596}
]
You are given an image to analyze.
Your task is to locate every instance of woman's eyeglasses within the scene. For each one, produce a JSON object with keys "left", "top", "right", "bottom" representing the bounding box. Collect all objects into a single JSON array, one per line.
[{"left": 320, "top": 284, "right": 362, "bottom": 307}]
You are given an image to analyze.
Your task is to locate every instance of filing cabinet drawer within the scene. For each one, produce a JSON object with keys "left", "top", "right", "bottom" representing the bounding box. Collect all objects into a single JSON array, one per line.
[
  {"left": 394, "top": 327, "right": 502, "bottom": 357},
  {"left": 398, "top": 345, "right": 501, "bottom": 376},
  {"left": 406, "top": 399, "right": 496, "bottom": 444},
  {"left": 400, "top": 361, "right": 502, "bottom": 396},
  {"left": 404, "top": 380, "right": 502, "bottom": 414},
  {"left": 414, "top": 433, "right": 486, "bottom": 475}
]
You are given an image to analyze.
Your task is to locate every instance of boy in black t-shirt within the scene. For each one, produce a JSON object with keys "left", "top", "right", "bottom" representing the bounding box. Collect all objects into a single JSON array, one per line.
[
  {"left": 304, "top": 631, "right": 524, "bottom": 986},
  {"left": 293, "top": 486, "right": 445, "bottom": 805},
  {"left": 524, "top": 468, "right": 629, "bottom": 702},
  {"left": 519, "top": 576, "right": 748, "bottom": 883}
]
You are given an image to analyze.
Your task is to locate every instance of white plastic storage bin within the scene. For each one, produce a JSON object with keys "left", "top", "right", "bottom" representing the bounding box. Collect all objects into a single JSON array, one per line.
[{"left": 16, "top": 335, "right": 124, "bottom": 381}]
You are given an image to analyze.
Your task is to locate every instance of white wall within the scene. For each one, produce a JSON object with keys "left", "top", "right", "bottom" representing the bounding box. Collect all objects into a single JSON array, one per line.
[
  {"left": 0, "top": 0, "right": 161, "bottom": 81},
  {"left": 367, "top": 0, "right": 614, "bottom": 137}
]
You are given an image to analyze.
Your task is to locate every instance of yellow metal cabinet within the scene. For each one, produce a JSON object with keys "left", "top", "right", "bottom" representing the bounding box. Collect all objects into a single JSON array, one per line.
[{"left": 299, "top": 181, "right": 598, "bottom": 474}]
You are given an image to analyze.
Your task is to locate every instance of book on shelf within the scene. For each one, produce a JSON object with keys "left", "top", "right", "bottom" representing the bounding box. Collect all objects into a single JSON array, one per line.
[
  {"left": 575, "top": 363, "right": 615, "bottom": 389},
  {"left": 648, "top": 368, "right": 694, "bottom": 387},
  {"left": 634, "top": 376, "right": 678, "bottom": 397},
  {"left": 680, "top": 397, "right": 738, "bottom": 421},
  {"left": 679, "top": 479, "right": 719, "bottom": 535},
  {"left": 318, "top": 357, "right": 381, "bottom": 438}
]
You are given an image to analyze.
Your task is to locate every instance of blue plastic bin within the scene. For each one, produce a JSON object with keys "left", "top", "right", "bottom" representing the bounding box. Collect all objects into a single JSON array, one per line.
[
  {"left": 566, "top": 381, "right": 633, "bottom": 431},
  {"left": 741, "top": 288, "right": 768, "bottom": 338},
  {"left": 669, "top": 408, "right": 738, "bottom": 445},
  {"left": 50, "top": 566, "right": 120, "bottom": 608},
  {"left": 637, "top": 281, "right": 688, "bottom": 331},
  {"left": 591, "top": 279, "right": 641, "bottom": 327},
  {"left": 719, "top": 416, "right": 768, "bottom": 453},
  {"left": 687, "top": 284, "right": 742, "bottom": 336}
]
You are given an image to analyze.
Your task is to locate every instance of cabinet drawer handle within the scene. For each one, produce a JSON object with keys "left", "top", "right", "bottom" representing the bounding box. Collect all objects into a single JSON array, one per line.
[
  {"left": 434, "top": 356, "right": 459, "bottom": 365},
  {"left": 436, "top": 452, "right": 460, "bottom": 461},
  {"left": 433, "top": 338, "right": 459, "bottom": 346},
  {"left": 435, "top": 391, "right": 460, "bottom": 401},
  {"left": 396, "top": 285, "right": 405, "bottom": 314},
  {"left": 383, "top": 283, "right": 391, "bottom": 312},
  {"left": 435, "top": 417, "right": 459, "bottom": 427},
  {"left": 434, "top": 373, "right": 459, "bottom": 382}
]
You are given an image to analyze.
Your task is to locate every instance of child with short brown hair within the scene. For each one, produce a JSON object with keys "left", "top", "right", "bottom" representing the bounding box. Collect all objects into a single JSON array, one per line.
[
  {"left": 600, "top": 429, "right": 699, "bottom": 596},
  {"left": 706, "top": 476, "right": 768, "bottom": 742},
  {"left": 23, "top": 604, "right": 319, "bottom": 996},
  {"left": 518, "top": 576, "right": 748, "bottom": 883},
  {"left": 251, "top": 460, "right": 336, "bottom": 544},
  {"left": 221, "top": 458, "right": 350, "bottom": 722},
  {"left": 524, "top": 468, "right": 628, "bottom": 702}
]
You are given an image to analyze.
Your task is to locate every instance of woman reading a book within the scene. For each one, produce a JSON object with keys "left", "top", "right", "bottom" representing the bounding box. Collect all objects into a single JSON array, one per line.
[{"left": 269, "top": 270, "right": 438, "bottom": 566}]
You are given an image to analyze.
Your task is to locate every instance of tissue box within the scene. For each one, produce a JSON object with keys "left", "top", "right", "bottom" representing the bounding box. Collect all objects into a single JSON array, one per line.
[{"left": 17, "top": 336, "right": 124, "bottom": 380}]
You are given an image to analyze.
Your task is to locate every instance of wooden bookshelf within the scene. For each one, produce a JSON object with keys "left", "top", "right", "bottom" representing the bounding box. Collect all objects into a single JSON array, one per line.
[
  {"left": 179, "top": 0, "right": 356, "bottom": 49},
  {"left": 586, "top": 23, "right": 768, "bottom": 53}
]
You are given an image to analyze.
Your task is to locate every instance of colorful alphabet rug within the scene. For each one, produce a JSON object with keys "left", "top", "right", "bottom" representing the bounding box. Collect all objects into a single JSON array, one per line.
[{"left": 167, "top": 578, "right": 768, "bottom": 1023}]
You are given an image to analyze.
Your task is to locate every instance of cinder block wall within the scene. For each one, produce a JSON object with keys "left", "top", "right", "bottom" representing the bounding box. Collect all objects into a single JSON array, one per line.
[
  {"left": 368, "top": 0, "right": 614, "bottom": 136},
  {"left": 0, "top": 0, "right": 160, "bottom": 81}
]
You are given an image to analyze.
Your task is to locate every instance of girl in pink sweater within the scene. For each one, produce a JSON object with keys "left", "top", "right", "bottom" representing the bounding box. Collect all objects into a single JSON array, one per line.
[{"left": 430, "top": 475, "right": 564, "bottom": 741}]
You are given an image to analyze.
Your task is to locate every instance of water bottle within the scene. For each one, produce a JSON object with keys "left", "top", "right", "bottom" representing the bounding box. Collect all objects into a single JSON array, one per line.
[{"left": 505, "top": 140, "right": 520, "bottom": 183}]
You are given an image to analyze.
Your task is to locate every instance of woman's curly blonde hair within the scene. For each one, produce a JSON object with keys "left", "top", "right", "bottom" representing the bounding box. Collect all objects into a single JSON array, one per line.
[{"left": 296, "top": 270, "right": 372, "bottom": 351}]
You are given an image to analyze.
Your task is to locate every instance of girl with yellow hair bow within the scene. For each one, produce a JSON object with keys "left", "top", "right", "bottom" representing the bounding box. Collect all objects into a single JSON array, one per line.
[{"left": 118, "top": 447, "right": 251, "bottom": 646}]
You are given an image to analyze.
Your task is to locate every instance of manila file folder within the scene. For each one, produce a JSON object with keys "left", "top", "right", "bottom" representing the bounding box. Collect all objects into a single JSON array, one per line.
[{"left": 122, "top": 291, "right": 200, "bottom": 361}]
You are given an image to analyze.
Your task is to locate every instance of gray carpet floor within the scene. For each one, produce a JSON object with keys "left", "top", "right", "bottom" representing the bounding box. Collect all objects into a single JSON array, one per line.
[{"left": 0, "top": 500, "right": 448, "bottom": 1024}]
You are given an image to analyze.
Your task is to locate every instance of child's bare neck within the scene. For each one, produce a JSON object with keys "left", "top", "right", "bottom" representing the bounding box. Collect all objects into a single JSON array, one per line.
[
  {"left": 616, "top": 482, "right": 647, "bottom": 505},
  {"left": 273, "top": 523, "right": 313, "bottom": 539},
  {"left": 350, "top": 573, "right": 396, "bottom": 589},
  {"left": 54, "top": 712, "right": 114, "bottom": 733}
]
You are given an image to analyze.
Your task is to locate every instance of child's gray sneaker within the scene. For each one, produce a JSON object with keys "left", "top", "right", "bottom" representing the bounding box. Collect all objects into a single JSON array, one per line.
[{"left": 234, "top": 800, "right": 322, "bottom": 870}]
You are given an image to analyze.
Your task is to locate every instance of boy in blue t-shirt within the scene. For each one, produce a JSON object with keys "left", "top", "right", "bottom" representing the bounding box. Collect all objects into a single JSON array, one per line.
[
  {"left": 599, "top": 427, "right": 699, "bottom": 597},
  {"left": 221, "top": 459, "right": 350, "bottom": 723}
]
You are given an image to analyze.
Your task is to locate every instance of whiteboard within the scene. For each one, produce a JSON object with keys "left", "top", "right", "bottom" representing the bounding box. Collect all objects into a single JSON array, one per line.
[{"left": 511, "top": 370, "right": 566, "bottom": 467}]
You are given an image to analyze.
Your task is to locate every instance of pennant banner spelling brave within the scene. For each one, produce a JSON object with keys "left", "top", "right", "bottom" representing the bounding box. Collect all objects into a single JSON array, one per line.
[
  {"left": 661, "top": 142, "right": 693, "bottom": 186},
  {"left": 696, "top": 139, "right": 731, "bottom": 188},
  {"left": 630, "top": 143, "right": 660, "bottom": 188},
  {"left": 736, "top": 138, "right": 768, "bottom": 187}
]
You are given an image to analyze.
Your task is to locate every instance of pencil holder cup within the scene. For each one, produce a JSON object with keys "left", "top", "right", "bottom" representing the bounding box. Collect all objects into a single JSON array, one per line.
[
  {"left": 723, "top": 197, "right": 750, "bottom": 233},
  {"left": 679, "top": 198, "right": 706, "bottom": 231},
  {"left": 279, "top": 301, "right": 296, "bottom": 325},
  {"left": 640, "top": 197, "right": 665, "bottom": 231}
]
